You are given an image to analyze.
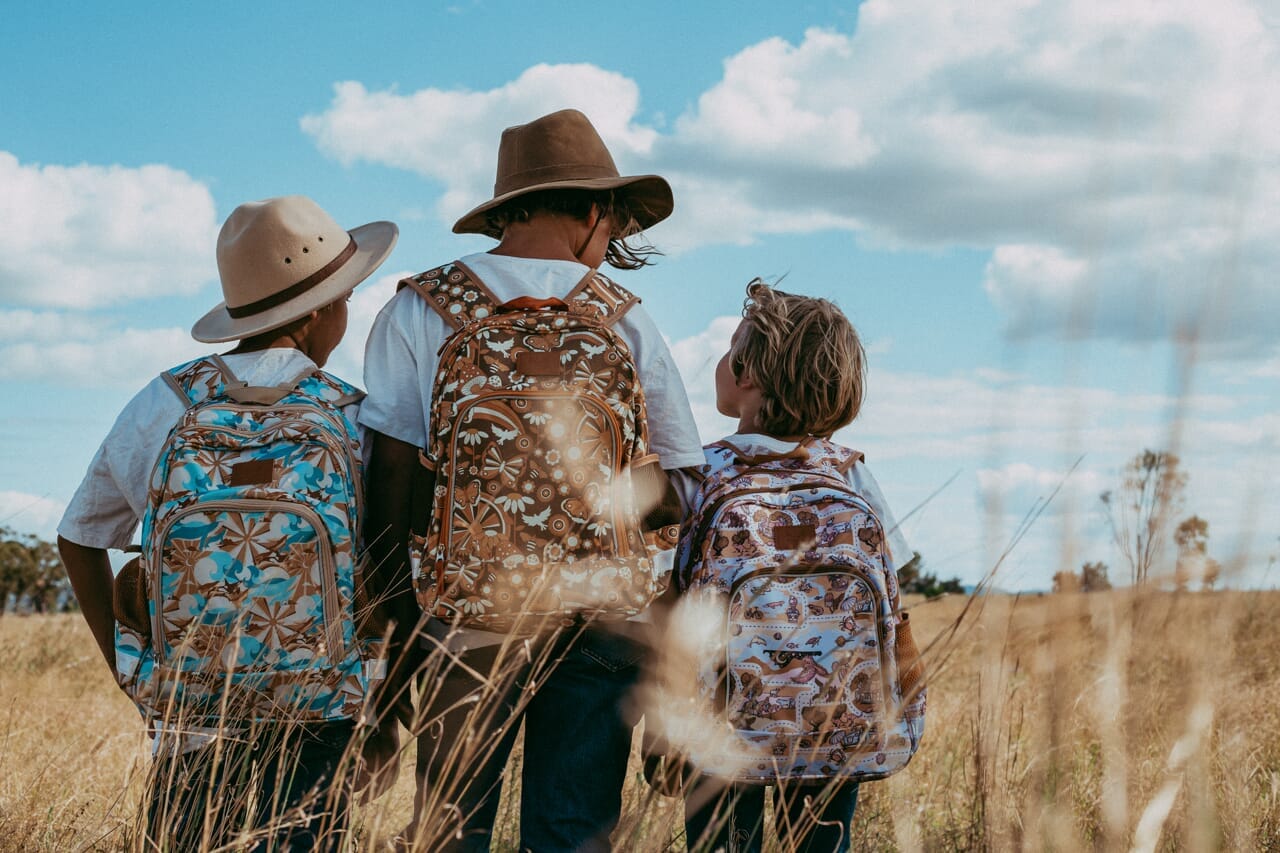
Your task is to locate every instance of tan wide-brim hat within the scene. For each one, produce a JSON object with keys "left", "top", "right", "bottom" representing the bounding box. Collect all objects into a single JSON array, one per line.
[
  {"left": 192, "top": 195, "right": 398, "bottom": 343},
  {"left": 452, "top": 109, "right": 674, "bottom": 239}
]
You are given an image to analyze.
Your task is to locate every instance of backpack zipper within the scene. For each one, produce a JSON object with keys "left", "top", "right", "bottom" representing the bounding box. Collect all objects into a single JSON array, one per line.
[
  {"left": 686, "top": 473, "right": 872, "bottom": 573},
  {"left": 175, "top": 404, "right": 364, "bottom": 523}
]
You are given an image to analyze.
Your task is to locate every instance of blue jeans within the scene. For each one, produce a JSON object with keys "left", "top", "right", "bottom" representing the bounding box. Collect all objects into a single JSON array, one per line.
[
  {"left": 413, "top": 625, "right": 645, "bottom": 852},
  {"left": 684, "top": 778, "right": 860, "bottom": 853},
  {"left": 145, "top": 722, "right": 355, "bottom": 852}
]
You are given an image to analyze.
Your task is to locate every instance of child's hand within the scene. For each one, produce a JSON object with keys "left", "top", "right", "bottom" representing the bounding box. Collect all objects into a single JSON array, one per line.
[{"left": 354, "top": 722, "right": 401, "bottom": 803}]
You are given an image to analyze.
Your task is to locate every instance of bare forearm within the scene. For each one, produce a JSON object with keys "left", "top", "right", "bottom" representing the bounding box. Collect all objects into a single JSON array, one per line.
[
  {"left": 364, "top": 431, "right": 428, "bottom": 723},
  {"left": 57, "top": 536, "right": 116, "bottom": 674},
  {"left": 365, "top": 431, "right": 421, "bottom": 630}
]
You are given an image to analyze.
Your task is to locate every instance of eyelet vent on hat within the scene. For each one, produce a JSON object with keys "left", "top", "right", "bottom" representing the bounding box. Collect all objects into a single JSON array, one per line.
[
  {"left": 303, "top": 247, "right": 309, "bottom": 253},
  {"left": 284, "top": 257, "right": 292, "bottom": 264}
]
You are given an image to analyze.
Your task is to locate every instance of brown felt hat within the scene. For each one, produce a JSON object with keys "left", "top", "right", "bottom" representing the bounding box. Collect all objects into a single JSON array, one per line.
[
  {"left": 193, "top": 195, "right": 398, "bottom": 343},
  {"left": 452, "top": 109, "right": 674, "bottom": 239}
]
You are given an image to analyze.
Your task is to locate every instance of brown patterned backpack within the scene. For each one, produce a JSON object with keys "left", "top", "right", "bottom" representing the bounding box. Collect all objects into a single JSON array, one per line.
[{"left": 401, "top": 260, "right": 665, "bottom": 632}]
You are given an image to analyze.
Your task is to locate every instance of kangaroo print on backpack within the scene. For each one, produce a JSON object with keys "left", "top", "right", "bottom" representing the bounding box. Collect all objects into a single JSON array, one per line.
[
  {"left": 401, "top": 261, "right": 664, "bottom": 633},
  {"left": 114, "top": 355, "right": 385, "bottom": 725},
  {"left": 675, "top": 438, "right": 926, "bottom": 783}
]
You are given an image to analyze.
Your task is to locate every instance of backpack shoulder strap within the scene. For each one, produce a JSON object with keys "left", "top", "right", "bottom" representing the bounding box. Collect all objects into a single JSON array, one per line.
[
  {"left": 398, "top": 261, "right": 500, "bottom": 331},
  {"left": 162, "top": 355, "right": 236, "bottom": 407},
  {"left": 797, "top": 436, "right": 865, "bottom": 475},
  {"left": 565, "top": 271, "right": 639, "bottom": 328},
  {"left": 298, "top": 370, "right": 367, "bottom": 408}
]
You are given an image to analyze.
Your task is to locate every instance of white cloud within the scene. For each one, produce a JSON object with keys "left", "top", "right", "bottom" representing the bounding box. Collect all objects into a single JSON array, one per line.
[
  {"left": 0, "top": 152, "right": 218, "bottom": 309},
  {"left": 0, "top": 491, "right": 66, "bottom": 540},
  {"left": 301, "top": 66, "right": 657, "bottom": 229},
  {"left": 977, "top": 461, "right": 1106, "bottom": 518},
  {"left": 303, "top": 0, "right": 1280, "bottom": 345},
  {"left": 0, "top": 310, "right": 205, "bottom": 387}
]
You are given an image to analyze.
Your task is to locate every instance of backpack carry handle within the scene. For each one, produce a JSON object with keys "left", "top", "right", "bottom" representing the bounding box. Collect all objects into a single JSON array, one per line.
[
  {"left": 223, "top": 367, "right": 317, "bottom": 406},
  {"left": 497, "top": 296, "right": 570, "bottom": 314}
]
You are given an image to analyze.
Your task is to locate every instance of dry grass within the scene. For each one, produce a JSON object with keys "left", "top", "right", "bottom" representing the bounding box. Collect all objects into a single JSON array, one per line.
[{"left": 2, "top": 587, "right": 1278, "bottom": 851}]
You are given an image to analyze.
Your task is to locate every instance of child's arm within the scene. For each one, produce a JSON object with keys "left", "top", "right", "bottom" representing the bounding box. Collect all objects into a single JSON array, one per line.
[
  {"left": 363, "top": 430, "right": 428, "bottom": 723},
  {"left": 57, "top": 536, "right": 116, "bottom": 674}
]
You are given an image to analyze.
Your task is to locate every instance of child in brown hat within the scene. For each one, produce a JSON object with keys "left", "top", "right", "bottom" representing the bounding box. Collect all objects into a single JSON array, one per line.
[{"left": 360, "top": 109, "right": 704, "bottom": 850}]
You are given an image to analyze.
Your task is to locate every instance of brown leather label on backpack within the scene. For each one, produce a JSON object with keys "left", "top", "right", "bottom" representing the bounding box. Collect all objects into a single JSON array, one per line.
[
  {"left": 773, "top": 524, "right": 817, "bottom": 551},
  {"left": 229, "top": 458, "right": 277, "bottom": 486},
  {"left": 516, "top": 351, "right": 563, "bottom": 376}
]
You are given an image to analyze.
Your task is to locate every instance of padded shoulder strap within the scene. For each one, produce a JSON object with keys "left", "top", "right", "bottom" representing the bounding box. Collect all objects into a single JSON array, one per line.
[
  {"left": 303, "top": 370, "right": 367, "bottom": 408},
  {"left": 565, "top": 271, "right": 640, "bottom": 328},
  {"left": 162, "top": 355, "right": 236, "bottom": 407},
  {"left": 399, "top": 261, "right": 500, "bottom": 331}
]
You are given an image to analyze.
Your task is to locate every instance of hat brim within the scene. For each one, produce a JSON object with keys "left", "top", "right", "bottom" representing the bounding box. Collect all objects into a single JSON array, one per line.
[
  {"left": 452, "top": 174, "right": 673, "bottom": 239},
  {"left": 191, "top": 220, "right": 399, "bottom": 344}
]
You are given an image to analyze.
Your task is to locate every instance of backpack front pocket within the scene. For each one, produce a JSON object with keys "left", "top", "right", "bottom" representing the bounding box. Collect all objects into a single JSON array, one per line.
[
  {"left": 148, "top": 498, "right": 346, "bottom": 720},
  {"left": 719, "top": 567, "right": 892, "bottom": 781}
]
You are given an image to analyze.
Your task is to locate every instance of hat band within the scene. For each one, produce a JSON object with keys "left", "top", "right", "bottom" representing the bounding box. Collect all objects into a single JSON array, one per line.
[{"left": 226, "top": 236, "right": 357, "bottom": 319}]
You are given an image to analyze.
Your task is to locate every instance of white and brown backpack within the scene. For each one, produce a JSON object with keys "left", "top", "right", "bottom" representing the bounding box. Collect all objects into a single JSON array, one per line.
[
  {"left": 401, "top": 261, "right": 666, "bottom": 633},
  {"left": 674, "top": 438, "right": 926, "bottom": 783}
]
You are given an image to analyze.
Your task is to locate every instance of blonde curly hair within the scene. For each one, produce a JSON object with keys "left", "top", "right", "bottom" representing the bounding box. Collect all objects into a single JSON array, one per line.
[{"left": 728, "top": 279, "right": 866, "bottom": 437}]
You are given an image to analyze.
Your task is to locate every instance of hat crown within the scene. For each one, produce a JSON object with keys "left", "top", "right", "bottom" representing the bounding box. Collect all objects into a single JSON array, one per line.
[
  {"left": 493, "top": 109, "right": 621, "bottom": 197},
  {"left": 216, "top": 196, "right": 350, "bottom": 310}
]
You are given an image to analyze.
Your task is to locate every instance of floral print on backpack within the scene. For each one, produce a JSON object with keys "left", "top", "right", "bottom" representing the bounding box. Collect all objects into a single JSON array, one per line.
[{"left": 402, "top": 261, "right": 665, "bottom": 633}]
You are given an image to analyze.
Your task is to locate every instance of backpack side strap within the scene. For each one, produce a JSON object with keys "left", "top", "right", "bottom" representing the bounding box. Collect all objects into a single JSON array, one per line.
[
  {"left": 566, "top": 271, "right": 640, "bottom": 328},
  {"left": 399, "top": 261, "right": 501, "bottom": 331}
]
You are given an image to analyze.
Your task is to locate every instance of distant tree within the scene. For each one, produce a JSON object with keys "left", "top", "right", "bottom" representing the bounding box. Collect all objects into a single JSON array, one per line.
[
  {"left": 1052, "top": 570, "right": 1081, "bottom": 593},
  {"left": 1100, "top": 450, "right": 1187, "bottom": 586},
  {"left": 896, "top": 551, "right": 965, "bottom": 598},
  {"left": 1174, "top": 515, "right": 1222, "bottom": 591},
  {"left": 0, "top": 528, "right": 69, "bottom": 615},
  {"left": 1080, "top": 561, "right": 1112, "bottom": 592},
  {"left": 1174, "top": 515, "right": 1209, "bottom": 553},
  {"left": 1202, "top": 558, "right": 1221, "bottom": 591},
  {"left": 898, "top": 551, "right": 923, "bottom": 592}
]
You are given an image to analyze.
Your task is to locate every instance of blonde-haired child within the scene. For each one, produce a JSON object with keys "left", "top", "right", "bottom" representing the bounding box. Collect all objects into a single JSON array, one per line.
[{"left": 670, "top": 280, "right": 914, "bottom": 853}]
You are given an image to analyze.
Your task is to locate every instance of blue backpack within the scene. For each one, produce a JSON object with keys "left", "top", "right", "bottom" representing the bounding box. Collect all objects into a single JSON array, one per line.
[{"left": 113, "top": 355, "right": 385, "bottom": 725}]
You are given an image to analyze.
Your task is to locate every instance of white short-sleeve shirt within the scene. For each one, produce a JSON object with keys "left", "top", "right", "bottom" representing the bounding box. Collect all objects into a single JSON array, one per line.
[{"left": 358, "top": 252, "right": 705, "bottom": 469}]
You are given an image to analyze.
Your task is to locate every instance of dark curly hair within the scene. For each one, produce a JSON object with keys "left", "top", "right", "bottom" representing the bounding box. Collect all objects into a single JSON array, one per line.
[{"left": 484, "top": 188, "right": 662, "bottom": 270}]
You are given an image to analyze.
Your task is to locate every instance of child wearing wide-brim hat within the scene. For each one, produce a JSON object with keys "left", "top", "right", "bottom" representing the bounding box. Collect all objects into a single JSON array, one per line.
[
  {"left": 359, "top": 108, "right": 706, "bottom": 850},
  {"left": 58, "top": 195, "right": 397, "bottom": 850}
]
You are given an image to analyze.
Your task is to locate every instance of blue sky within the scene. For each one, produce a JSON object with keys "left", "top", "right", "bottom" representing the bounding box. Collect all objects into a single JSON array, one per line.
[{"left": 3, "top": 0, "right": 1277, "bottom": 589}]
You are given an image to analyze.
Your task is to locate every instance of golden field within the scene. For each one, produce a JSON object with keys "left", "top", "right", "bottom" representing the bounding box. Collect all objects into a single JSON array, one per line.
[{"left": 2, "top": 588, "right": 1277, "bottom": 851}]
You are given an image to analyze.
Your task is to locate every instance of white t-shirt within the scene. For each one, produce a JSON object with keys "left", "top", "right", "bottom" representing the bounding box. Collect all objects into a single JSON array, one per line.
[
  {"left": 358, "top": 252, "right": 706, "bottom": 469},
  {"left": 59, "top": 348, "right": 362, "bottom": 550},
  {"left": 360, "top": 253, "right": 705, "bottom": 652},
  {"left": 671, "top": 434, "right": 912, "bottom": 569}
]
